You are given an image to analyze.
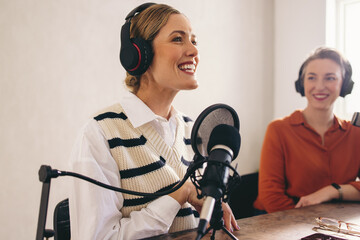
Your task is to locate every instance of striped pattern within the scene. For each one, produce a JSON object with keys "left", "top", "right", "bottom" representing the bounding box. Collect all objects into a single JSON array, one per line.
[
  {"left": 177, "top": 207, "right": 199, "bottom": 217},
  {"left": 183, "top": 116, "right": 193, "bottom": 122},
  {"left": 119, "top": 156, "right": 166, "bottom": 179},
  {"left": 123, "top": 181, "right": 177, "bottom": 207},
  {"left": 108, "top": 135, "right": 147, "bottom": 148},
  {"left": 183, "top": 137, "right": 192, "bottom": 145},
  {"left": 181, "top": 156, "right": 193, "bottom": 167},
  {"left": 94, "top": 111, "right": 127, "bottom": 121},
  {"left": 94, "top": 103, "right": 198, "bottom": 233}
]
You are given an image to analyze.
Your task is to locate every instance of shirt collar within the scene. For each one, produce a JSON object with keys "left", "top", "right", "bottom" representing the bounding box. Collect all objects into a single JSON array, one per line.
[
  {"left": 335, "top": 115, "right": 347, "bottom": 130},
  {"left": 289, "top": 110, "right": 347, "bottom": 131},
  {"left": 119, "top": 91, "right": 179, "bottom": 128}
]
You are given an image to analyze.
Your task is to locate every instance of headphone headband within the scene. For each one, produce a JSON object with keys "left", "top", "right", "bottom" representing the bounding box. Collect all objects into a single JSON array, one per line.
[{"left": 125, "top": 2, "right": 155, "bottom": 21}]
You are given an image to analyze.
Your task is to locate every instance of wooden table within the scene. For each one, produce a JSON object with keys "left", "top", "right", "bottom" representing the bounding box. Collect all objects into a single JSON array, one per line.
[{"left": 145, "top": 202, "right": 360, "bottom": 240}]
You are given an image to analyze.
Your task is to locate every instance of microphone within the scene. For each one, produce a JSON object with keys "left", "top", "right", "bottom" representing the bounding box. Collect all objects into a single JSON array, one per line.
[
  {"left": 197, "top": 124, "right": 241, "bottom": 237},
  {"left": 351, "top": 112, "right": 360, "bottom": 127}
]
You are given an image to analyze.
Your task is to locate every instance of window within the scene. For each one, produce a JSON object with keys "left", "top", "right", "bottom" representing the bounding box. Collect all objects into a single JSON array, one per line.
[{"left": 327, "top": 0, "right": 360, "bottom": 120}]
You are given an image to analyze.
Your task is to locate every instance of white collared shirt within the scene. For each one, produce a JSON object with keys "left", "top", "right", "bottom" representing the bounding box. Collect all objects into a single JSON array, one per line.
[
  {"left": 121, "top": 91, "right": 178, "bottom": 146},
  {"left": 68, "top": 92, "right": 182, "bottom": 240}
]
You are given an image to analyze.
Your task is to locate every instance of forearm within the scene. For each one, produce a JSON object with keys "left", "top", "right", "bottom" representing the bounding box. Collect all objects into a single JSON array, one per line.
[
  {"left": 340, "top": 184, "right": 360, "bottom": 201},
  {"left": 295, "top": 184, "right": 360, "bottom": 209},
  {"left": 70, "top": 157, "right": 180, "bottom": 240},
  {"left": 70, "top": 186, "right": 179, "bottom": 240},
  {"left": 321, "top": 183, "right": 360, "bottom": 202},
  {"left": 118, "top": 196, "right": 181, "bottom": 239}
]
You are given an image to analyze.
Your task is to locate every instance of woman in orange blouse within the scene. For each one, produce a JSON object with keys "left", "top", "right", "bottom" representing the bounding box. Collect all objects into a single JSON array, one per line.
[{"left": 254, "top": 47, "right": 360, "bottom": 213}]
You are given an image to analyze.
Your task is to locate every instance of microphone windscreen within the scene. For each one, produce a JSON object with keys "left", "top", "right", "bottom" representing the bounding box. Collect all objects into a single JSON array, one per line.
[{"left": 207, "top": 124, "right": 241, "bottom": 159}]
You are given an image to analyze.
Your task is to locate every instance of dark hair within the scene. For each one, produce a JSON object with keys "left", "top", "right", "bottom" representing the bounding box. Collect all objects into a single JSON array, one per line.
[{"left": 295, "top": 47, "right": 354, "bottom": 97}]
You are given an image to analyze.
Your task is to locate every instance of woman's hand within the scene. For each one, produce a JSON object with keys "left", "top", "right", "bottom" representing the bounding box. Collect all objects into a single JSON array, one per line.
[
  {"left": 295, "top": 185, "right": 338, "bottom": 208},
  {"left": 169, "top": 181, "right": 203, "bottom": 212},
  {"left": 222, "top": 202, "right": 240, "bottom": 232},
  {"left": 169, "top": 181, "right": 240, "bottom": 232},
  {"left": 186, "top": 183, "right": 204, "bottom": 213}
]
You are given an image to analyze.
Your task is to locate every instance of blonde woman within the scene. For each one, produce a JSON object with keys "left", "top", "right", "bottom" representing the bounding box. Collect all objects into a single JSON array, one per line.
[{"left": 69, "top": 3, "right": 238, "bottom": 239}]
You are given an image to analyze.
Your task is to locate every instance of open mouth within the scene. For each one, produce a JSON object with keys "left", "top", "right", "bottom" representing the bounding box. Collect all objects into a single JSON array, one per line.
[
  {"left": 313, "top": 94, "right": 329, "bottom": 100},
  {"left": 178, "top": 63, "right": 196, "bottom": 73}
]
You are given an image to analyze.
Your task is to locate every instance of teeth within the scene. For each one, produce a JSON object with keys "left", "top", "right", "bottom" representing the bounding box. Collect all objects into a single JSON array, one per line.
[
  {"left": 179, "top": 64, "right": 195, "bottom": 71},
  {"left": 314, "top": 94, "right": 327, "bottom": 99}
]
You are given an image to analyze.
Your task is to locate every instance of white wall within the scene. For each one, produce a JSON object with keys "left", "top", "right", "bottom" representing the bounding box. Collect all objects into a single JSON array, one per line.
[
  {"left": 0, "top": 0, "right": 327, "bottom": 239},
  {"left": 274, "top": 0, "right": 327, "bottom": 119}
]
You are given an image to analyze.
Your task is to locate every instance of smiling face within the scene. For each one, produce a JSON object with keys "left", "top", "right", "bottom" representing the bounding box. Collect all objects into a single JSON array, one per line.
[
  {"left": 303, "top": 58, "right": 343, "bottom": 112},
  {"left": 144, "top": 13, "right": 199, "bottom": 94}
]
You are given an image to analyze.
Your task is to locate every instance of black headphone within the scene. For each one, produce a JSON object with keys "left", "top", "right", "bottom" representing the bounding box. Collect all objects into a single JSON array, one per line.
[
  {"left": 119, "top": 3, "right": 156, "bottom": 76},
  {"left": 295, "top": 59, "right": 354, "bottom": 97}
]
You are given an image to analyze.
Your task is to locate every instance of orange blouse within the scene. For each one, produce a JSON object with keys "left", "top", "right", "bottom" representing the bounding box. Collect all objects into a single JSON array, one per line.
[{"left": 253, "top": 110, "right": 360, "bottom": 213}]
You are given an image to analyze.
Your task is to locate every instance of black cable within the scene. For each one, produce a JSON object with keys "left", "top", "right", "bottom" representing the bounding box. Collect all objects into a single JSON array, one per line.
[{"left": 52, "top": 159, "right": 239, "bottom": 197}]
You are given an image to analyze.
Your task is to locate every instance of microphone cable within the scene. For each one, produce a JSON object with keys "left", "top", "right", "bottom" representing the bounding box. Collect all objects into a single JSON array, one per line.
[{"left": 39, "top": 159, "right": 240, "bottom": 198}]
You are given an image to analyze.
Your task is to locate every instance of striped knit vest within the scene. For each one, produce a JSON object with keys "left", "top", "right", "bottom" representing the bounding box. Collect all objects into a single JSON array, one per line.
[{"left": 94, "top": 103, "right": 199, "bottom": 233}]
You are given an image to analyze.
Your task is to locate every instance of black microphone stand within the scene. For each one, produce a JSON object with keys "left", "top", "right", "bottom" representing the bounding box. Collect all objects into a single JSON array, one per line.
[
  {"left": 36, "top": 162, "right": 203, "bottom": 240},
  {"left": 197, "top": 200, "right": 238, "bottom": 240},
  {"left": 36, "top": 165, "right": 61, "bottom": 240},
  {"left": 192, "top": 161, "right": 241, "bottom": 240}
]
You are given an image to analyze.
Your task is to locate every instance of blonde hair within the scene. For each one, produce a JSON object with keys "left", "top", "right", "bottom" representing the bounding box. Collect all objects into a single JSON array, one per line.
[{"left": 124, "top": 4, "right": 180, "bottom": 93}]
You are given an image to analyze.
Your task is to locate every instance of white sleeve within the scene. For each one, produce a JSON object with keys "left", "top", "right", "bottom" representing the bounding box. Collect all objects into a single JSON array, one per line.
[{"left": 68, "top": 119, "right": 182, "bottom": 240}]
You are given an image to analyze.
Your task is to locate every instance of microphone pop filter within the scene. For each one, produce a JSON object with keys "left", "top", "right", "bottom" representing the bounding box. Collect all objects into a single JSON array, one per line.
[{"left": 191, "top": 104, "right": 240, "bottom": 160}]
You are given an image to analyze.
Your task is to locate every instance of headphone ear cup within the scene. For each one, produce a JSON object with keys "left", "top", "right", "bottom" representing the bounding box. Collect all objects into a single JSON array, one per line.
[
  {"left": 120, "top": 42, "right": 139, "bottom": 72},
  {"left": 340, "top": 61, "right": 354, "bottom": 97},
  {"left": 295, "top": 78, "right": 304, "bottom": 96},
  {"left": 128, "top": 38, "right": 153, "bottom": 76},
  {"left": 119, "top": 37, "right": 153, "bottom": 76},
  {"left": 120, "top": 21, "right": 139, "bottom": 72},
  {"left": 340, "top": 78, "right": 354, "bottom": 97},
  {"left": 295, "top": 63, "right": 305, "bottom": 96}
]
